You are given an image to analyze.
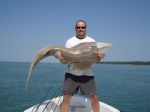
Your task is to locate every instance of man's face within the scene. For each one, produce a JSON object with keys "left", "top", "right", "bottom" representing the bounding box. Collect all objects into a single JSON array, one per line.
[{"left": 75, "top": 22, "right": 86, "bottom": 38}]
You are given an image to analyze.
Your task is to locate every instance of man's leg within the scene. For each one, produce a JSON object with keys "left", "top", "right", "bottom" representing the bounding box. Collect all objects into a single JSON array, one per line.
[
  {"left": 79, "top": 76, "right": 99, "bottom": 112},
  {"left": 90, "top": 95, "right": 100, "bottom": 112},
  {"left": 60, "top": 95, "right": 72, "bottom": 112}
]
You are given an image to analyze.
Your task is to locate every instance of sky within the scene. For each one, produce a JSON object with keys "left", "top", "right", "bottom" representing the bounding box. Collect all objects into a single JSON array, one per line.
[{"left": 0, "top": 0, "right": 150, "bottom": 62}]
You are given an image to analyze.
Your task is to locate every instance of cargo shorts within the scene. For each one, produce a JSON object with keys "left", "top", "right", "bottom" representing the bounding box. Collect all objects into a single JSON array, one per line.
[{"left": 61, "top": 73, "right": 97, "bottom": 96}]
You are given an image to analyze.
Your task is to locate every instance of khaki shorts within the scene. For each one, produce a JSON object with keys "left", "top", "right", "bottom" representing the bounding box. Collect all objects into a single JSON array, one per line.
[{"left": 61, "top": 73, "right": 97, "bottom": 96}]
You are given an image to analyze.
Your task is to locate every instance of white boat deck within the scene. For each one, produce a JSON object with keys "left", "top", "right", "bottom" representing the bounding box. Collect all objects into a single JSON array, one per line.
[{"left": 24, "top": 95, "right": 120, "bottom": 112}]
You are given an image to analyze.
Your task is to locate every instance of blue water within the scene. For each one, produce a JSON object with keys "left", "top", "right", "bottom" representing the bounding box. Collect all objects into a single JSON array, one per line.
[{"left": 0, "top": 62, "right": 150, "bottom": 112}]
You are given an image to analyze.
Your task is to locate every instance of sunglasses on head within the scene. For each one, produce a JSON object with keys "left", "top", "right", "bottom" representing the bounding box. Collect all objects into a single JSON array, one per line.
[{"left": 76, "top": 26, "right": 86, "bottom": 29}]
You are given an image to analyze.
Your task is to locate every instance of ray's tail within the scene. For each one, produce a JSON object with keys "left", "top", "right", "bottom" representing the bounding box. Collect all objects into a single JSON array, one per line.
[{"left": 25, "top": 46, "right": 63, "bottom": 91}]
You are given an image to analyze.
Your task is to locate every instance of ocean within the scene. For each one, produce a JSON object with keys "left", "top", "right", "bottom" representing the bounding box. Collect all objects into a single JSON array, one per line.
[{"left": 0, "top": 62, "right": 150, "bottom": 112}]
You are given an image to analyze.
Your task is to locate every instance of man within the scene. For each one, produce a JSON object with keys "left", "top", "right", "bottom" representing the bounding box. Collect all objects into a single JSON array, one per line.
[{"left": 55, "top": 20, "right": 105, "bottom": 112}]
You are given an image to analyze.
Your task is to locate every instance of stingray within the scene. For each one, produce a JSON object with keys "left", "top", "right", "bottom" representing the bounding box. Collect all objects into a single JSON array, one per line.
[{"left": 25, "top": 42, "right": 112, "bottom": 90}]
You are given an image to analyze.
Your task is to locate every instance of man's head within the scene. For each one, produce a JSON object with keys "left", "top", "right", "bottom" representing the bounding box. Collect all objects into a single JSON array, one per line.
[{"left": 75, "top": 20, "right": 86, "bottom": 39}]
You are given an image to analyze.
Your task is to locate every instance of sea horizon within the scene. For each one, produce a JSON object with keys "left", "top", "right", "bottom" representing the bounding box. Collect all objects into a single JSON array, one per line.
[{"left": 0, "top": 60, "right": 150, "bottom": 65}]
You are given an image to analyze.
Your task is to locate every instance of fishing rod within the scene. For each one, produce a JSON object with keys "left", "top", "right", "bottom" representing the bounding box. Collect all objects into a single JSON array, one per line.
[
  {"left": 42, "top": 83, "right": 62, "bottom": 112},
  {"left": 49, "top": 86, "right": 62, "bottom": 112},
  {"left": 52, "top": 92, "right": 63, "bottom": 112},
  {"left": 34, "top": 82, "right": 55, "bottom": 112}
]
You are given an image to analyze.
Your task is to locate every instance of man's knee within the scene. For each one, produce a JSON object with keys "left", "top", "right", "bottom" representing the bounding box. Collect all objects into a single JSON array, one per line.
[
  {"left": 60, "top": 95, "right": 72, "bottom": 112},
  {"left": 61, "top": 95, "right": 72, "bottom": 105},
  {"left": 90, "top": 95, "right": 99, "bottom": 103}
]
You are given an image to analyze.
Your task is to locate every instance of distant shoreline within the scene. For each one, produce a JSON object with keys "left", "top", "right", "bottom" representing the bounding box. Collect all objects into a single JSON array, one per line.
[
  {"left": 0, "top": 61, "right": 150, "bottom": 65},
  {"left": 100, "top": 61, "right": 150, "bottom": 65}
]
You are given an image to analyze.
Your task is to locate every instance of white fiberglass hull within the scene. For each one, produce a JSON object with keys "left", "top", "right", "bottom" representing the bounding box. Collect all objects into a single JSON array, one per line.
[{"left": 24, "top": 95, "right": 120, "bottom": 112}]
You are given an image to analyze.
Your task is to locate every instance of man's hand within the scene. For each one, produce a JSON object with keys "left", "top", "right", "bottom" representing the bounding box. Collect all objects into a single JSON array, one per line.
[
  {"left": 55, "top": 51, "right": 68, "bottom": 64},
  {"left": 98, "top": 52, "right": 105, "bottom": 60},
  {"left": 55, "top": 51, "right": 63, "bottom": 60}
]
